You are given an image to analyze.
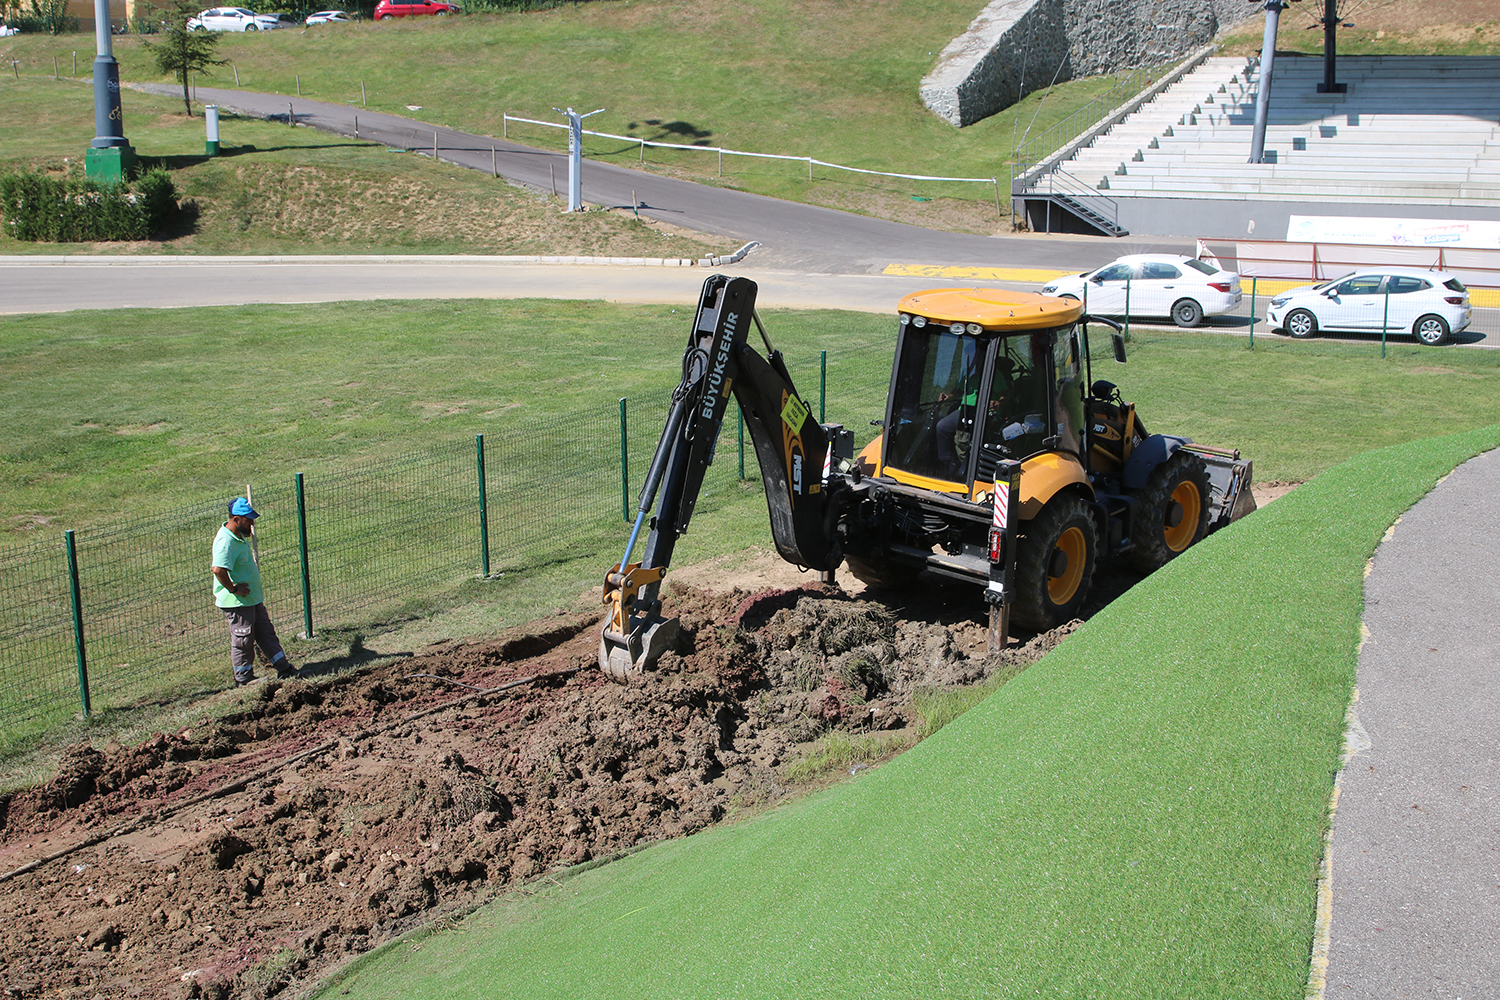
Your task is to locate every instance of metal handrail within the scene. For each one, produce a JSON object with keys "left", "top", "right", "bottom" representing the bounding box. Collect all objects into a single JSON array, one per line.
[{"left": 1019, "top": 167, "right": 1120, "bottom": 231}]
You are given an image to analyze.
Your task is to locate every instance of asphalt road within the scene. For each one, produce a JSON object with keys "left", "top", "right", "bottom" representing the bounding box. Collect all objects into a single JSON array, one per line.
[
  {"left": 130, "top": 83, "right": 1189, "bottom": 273},
  {"left": 1324, "top": 447, "right": 1500, "bottom": 999}
]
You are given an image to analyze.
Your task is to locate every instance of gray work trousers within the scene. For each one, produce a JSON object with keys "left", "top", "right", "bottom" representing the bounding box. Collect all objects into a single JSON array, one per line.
[{"left": 220, "top": 603, "right": 287, "bottom": 679}]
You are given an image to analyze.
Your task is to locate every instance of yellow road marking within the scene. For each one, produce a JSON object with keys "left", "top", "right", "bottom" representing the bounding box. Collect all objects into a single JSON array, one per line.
[{"left": 882, "top": 264, "right": 1075, "bottom": 282}]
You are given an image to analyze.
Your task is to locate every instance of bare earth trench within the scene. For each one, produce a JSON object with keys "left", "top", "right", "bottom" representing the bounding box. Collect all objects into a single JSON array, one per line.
[{"left": 0, "top": 486, "right": 1292, "bottom": 1000}]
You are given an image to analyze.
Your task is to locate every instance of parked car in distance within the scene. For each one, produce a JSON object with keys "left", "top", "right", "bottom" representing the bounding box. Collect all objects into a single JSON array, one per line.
[
  {"left": 1265, "top": 267, "right": 1471, "bottom": 346},
  {"left": 304, "top": 9, "right": 351, "bottom": 22},
  {"left": 373, "top": 0, "right": 458, "bottom": 17},
  {"left": 0, "top": 21, "right": 18, "bottom": 35},
  {"left": 1040, "top": 253, "right": 1242, "bottom": 328},
  {"left": 187, "top": 7, "right": 281, "bottom": 30}
]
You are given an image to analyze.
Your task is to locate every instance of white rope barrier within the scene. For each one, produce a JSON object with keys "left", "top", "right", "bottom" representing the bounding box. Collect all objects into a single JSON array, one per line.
[{"left": 503, "top": 113, "right": 998, "bottom": 186}]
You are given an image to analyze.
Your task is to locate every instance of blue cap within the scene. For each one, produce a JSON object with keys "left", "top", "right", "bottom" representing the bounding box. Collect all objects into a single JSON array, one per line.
[{"left": 229, "top": 497, "right": 259, "bottom": 519}]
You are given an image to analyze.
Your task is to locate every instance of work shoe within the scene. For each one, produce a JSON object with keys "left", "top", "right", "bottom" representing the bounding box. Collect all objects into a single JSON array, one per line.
[
  {"left": 234, "top": 670, "right": 257, "bottom": 687},
  {"left": 272, "top": 659, "right": 299, "bottom": 679}
]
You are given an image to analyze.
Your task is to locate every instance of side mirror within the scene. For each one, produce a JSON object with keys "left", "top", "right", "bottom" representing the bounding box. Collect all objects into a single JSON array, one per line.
[
  {"left": 1069, "top": 332, "right": 1081, "bottom": 366},
  {"left": 1112, "top": 332, "right": 1127, "bottom": 363},
  {"left": 1090, "top": 276, "right": 1105, "bottom": 285}
]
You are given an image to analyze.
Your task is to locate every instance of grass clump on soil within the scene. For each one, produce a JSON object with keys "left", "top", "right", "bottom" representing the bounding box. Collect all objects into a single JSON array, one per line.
[
  {"left": 315, "top": 424, "right": 1500, "bottom": 1000},
  {"left": 0, "top": 79, "right": 732, "bottom": 258}
]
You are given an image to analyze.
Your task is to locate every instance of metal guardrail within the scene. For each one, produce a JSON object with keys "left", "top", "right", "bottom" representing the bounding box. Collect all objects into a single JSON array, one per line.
[{"left": 1015, "top": 167, "right": 1123, "bottom": 235}]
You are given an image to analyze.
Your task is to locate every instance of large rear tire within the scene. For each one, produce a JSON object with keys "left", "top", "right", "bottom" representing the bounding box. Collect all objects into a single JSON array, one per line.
[
  {"left": 845, "top": 555, "right": 917, "bottom": 592},
  {"left": 1012, "top": 494, "right": 1096, "bottom": 632},
  {"left": 1128, "top": 450, "right": 1211, "bottom": 572}
]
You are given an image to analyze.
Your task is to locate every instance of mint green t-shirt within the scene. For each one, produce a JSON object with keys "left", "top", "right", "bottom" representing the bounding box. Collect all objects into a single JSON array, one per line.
[{"left": 212, "top": 523, "right": 263, "bottom": 608}]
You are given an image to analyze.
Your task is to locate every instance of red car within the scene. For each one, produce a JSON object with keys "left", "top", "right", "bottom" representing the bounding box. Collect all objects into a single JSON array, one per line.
[{"left": 373, "top": 0, "right": 458, "bottom": 18}]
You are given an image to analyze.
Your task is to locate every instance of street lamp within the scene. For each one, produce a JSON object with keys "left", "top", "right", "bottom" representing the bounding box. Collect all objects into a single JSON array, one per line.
[{"left": 85, "top": 0, "right": 136, "bottom": 182}]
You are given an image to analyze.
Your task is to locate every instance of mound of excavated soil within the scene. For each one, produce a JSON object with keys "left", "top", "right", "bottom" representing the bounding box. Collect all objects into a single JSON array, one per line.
[{"left": 0, "top": 581, "right": 1068, "bottom": 1000}]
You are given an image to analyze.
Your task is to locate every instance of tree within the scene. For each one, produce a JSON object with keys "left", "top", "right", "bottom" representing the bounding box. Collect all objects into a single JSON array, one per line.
[{"left": 144, "top": 0, "right": 227, "bottom": 117}]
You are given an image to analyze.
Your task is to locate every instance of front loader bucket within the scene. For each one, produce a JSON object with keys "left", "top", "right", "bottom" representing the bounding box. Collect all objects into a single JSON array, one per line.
[{"left": 1188, "top": 444, "right": 1256, "bottom": 531}]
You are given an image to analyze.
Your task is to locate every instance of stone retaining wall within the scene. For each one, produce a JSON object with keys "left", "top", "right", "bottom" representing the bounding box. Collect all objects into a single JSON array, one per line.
[{"left": 921, "top": 0, "right": 1254, "bottom": 127}]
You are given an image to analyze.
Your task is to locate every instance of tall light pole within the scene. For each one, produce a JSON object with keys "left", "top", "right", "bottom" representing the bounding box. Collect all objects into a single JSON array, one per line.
[
  {"left": 1248, "top": 0, "right": 1296, "bottom": 164},
  {"left": 1317, "top": 0, "right": 1347, "bottom": 94},
  {"left": 554, "top": 106, "right": 605, "bottom": 212},
  {"left": 86, "top": 0, "right": 136, "bottom": 183}
]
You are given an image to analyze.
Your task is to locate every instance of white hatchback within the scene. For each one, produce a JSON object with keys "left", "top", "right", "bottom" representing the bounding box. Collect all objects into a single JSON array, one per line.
[
  {"left": 1041, "top": 253, "right": 1242, "bottom": 328},
  {"left": 1265, "top": 268, "right": 1471, "bottom": 346},
  {"left": 187, "top": 7, "right": 281, "bottom": 30}
]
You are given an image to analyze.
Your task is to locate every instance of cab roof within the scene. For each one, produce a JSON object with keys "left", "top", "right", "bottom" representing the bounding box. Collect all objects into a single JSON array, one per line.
[{"left": 897, "top": 288, "right": 1085, "bottom": 330}]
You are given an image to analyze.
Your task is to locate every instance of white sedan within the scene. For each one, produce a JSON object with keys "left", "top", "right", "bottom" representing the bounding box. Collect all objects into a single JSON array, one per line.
[
  {"left": 1040, "top": 253, "right": 1243, "bottom": 328},
  {"left": 304, "top": 9, "right": 352, "bottom": 23},
  {"left": 187, "top": 7, "right": 281, "bottom": 30},
  {"left": 1266, "top": 268, "right": 1471, "bottom": 346}
]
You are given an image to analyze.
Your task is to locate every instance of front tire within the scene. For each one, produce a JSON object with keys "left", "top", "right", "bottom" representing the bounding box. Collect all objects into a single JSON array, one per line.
[
  {"left": 245, "top": 22, "right": 257, "bottom": 29},
  {"left": 1171, "top": 298, "right": 1203, "bottom": 328},
  {"left": 1128, "top": 450, "right": 1211, "bottom": 573},
  {"left": 376, "top": 12, "right": 392, "bottom": 18},
  {"left": 1285, "top": 308, "right": 1318, "bottom": 339},
  {"left": 1413, "top": 314, "right": 1450, "bottom": 346},
  {"left": 1012, "top": 494, "right": 1096, "bottom": 632}
]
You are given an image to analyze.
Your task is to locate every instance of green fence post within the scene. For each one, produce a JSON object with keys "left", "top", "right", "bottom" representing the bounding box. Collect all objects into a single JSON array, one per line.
[
  {"left": 1248, "top": 276, "right": 1257, "bottom": 348},
  {"left": 738, "top": 406, "right": 745, "bottom": 480},
  {"left": 1123, "top": 278, "right": 1131, "bottom": 341},
  {"left": 476, "top": 434, "right": 490, "bottom": 578},
  {"left": 819, "top": 350, "right": 827, "bottom": 424},
  {"left": 1381, "top": 290, "right": 1390, "bottom": 359},
  {"left": 64, "top": 529, "right": 91, "bottom": 719},
  {"left": 619, "top": 398, "right": 630, "bottom": 523},
  {"left": 294, "top": 472, "right": 314, "bottom": 640}
]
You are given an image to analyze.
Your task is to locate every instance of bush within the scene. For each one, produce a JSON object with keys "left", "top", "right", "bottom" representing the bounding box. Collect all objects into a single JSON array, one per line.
[{"left": 0, "top": 167, "right": 179, "bottom": 242}]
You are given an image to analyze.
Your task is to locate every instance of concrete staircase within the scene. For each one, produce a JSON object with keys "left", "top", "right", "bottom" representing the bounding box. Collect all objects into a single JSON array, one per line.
[{"left": 1015, "top": 54, "right": 1500, "bottom": 237}]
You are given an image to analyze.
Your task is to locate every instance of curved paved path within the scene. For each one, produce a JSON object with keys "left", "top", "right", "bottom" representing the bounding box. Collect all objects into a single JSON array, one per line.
[{"left": 1325, "top": 447, "right": 1500, "bottom": 998}]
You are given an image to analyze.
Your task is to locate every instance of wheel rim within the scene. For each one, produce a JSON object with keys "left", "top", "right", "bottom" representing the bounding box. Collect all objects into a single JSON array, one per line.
[
  {"left": 1047, "top": 526, "right": 1088, "bottom": 605},
  {"left": 1163, "top": 480, "right": 1202, "bottom": 552},
  {"left": 1416, "top": 318, "right": 1445, "bottom": 345}
]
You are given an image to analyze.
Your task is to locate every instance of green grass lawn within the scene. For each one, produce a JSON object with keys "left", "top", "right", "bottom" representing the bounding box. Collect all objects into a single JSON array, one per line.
[
  {"left": 0, "top": 78, "right": 733, "bottom": 257},
  {"left": 315, "top": 424, "right": 1500, "bottom": 999},
  {"left": 0, "top": 2, "right": 1153, "bottom": 236}
]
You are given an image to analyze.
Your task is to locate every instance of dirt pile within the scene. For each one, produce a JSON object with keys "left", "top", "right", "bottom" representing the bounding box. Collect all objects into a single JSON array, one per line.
[{"left": 0, "top": 581, "right": 1059, "bottom": 1000}]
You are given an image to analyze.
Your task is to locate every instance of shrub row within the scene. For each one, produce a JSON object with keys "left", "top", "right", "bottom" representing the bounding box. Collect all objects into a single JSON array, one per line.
[{"left": 0, "top": 168, "right": 178, "bottom": 242}]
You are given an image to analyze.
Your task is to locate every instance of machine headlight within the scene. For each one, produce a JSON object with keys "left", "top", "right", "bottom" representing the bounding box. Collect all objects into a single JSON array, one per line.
[{"left": 912, "top": 315, "right": 927, "bottom": 328}]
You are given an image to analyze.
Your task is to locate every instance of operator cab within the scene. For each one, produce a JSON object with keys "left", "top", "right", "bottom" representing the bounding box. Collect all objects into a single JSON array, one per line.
[{"left": 880, "top": 289, "right": 1087, "bottom": 494}]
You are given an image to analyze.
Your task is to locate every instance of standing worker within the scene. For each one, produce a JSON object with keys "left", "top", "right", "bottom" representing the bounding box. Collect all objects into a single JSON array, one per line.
[{"left": 212, "top": 497, "right": 298, "bottom": 686}]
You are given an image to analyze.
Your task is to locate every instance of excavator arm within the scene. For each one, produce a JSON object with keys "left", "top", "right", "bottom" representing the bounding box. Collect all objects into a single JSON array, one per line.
[{"left": 599, "top": 275, "right": 843, "bottom": 681}]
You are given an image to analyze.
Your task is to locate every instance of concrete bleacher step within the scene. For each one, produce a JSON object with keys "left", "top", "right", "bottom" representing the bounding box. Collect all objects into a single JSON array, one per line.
[{"left": 1023, "top": 54, "right": 1500, "bottom": 224}]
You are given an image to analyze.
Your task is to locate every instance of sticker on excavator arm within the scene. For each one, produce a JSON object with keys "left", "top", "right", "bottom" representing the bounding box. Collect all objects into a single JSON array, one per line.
[{"left": 780, "top": 394, "right": 810, "bottom": 433}]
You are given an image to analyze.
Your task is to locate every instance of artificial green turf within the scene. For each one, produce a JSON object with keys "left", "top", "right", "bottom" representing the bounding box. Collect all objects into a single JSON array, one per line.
[{"left": 317, "top": 425, "right": 1500, "bottom": 999}]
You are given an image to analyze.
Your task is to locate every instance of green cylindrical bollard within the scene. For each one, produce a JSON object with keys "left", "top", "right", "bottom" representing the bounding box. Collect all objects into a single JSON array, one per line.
[
  {"left": 295, "top": 472, "right": 314, "bottom": 640},
  {"left": 65, "top": 529, "right": 91, "bottom": 719},
  {"left": 476, "top": 434, "right": 490, "bottom": 578}
]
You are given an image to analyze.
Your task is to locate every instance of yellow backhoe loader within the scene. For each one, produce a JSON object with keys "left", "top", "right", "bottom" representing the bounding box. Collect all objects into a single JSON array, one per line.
[{"left": 599, "top": 275, "right": 1254, "bottom": 681}]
